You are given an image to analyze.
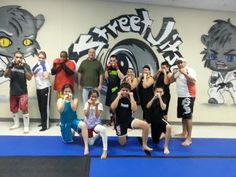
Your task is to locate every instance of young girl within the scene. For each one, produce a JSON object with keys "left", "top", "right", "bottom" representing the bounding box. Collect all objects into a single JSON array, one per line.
[
  {"left": 83, "top": 89, "right": 108, "bottom": 159},
  {"left": 57, "top": 83, "right": 89, "bottom": 155}
]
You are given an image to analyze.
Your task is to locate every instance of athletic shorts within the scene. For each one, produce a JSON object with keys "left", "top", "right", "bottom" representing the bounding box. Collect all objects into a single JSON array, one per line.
[
  {"left": 87, "top": 128, "right": 99, "bottom": 138},
  {"left": 10, "top": 94, "right": 28, "bottom": 113},
  {"left": 60, "top": 119, "right": 81, "bottom": 143},
  {"left": 151, "top": 118, "right": 169, "bottom": 143},
  {"left": 115, "top": 118, "right": 134, "bottom": 136},
  {"left": 177, "top": 97, "right": 195, "bottom": 119}
]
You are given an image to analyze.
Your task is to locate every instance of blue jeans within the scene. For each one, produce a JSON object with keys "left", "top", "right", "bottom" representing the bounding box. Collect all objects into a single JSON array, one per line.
[{"left": 82, "top": 87, "right": 94, "bottom": 104}]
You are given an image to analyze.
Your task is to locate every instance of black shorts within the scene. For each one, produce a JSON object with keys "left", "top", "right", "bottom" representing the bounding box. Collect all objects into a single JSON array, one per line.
[
  {"left": 105, "top": 93, "right": 117, "bottom": 106},
  {"left": 151, "top": 118, "right": 169, "bottom": 143},
  {"left": 115, "top": 118, "right": 134, "bottom": 136},
  {"left": 177, "top": 97, "right": 195, "bottom": 119}
]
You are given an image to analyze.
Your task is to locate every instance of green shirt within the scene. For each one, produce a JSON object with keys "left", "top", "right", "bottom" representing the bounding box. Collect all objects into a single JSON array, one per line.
[{"left": 78, "top": 59, "right": 104, "bottom": 87}]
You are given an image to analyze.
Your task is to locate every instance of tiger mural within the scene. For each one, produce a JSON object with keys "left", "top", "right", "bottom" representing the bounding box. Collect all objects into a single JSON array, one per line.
[{"left": 0, "top": 5, "right": 45, "bottom": 84}]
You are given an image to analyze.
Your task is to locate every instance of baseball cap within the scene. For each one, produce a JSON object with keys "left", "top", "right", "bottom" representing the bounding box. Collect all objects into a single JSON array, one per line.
[{"left": 176, "top": 58, "right": 186, "bottom": 62}]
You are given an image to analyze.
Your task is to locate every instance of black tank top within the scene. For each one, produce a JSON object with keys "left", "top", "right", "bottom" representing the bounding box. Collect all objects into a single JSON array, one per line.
[
  {"left": 138, "top": 76, "right": 154, "bottom": 105},
  {"left": 154, "top": 72, "right": 170, "bottom": 96}
]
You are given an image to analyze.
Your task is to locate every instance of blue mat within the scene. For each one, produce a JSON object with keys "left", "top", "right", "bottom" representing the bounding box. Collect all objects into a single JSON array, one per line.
[
  {"left": 90, "top": 157, "right": 236, "bottom": 177},
  {"left": 149, "top": 138, "right": 236, "bottom": 157},
  {"left": 0, "top": 136, "right": 145, "bottom": 156},
  {"left": 1, "top": 136, "right": 236, "bottom": 157}
]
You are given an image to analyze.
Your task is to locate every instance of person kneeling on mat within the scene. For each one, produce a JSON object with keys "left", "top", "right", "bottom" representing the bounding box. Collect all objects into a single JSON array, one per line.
[
  {"left": 57, "top": 83, "right": 89, "bottom": 155},
  {"left": 146, "top": 86, "right": 171, "bottom": 154},
  {"left": 110, "top": 82, "right": 152, "bottom": 152},
  {"left": 83, "top": 89, "right": 108, "bottom": 159}
]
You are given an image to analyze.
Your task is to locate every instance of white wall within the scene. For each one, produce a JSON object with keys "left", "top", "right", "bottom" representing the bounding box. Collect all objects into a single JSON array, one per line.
[{"left": 0, "top": 0, "right": 236, "bottom": 123}]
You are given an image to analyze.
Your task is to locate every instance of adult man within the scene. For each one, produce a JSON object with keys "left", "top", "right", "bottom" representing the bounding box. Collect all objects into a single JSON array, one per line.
[
  {"left": 105, "top": 55, "right": 124, "bottom": 126},
  {"left": 4, "top": 51, "right": 33, "bottom": 133},
  {"left": 78, "top": 48, "right": 104, "bottom": 104},
  {"left": 51, "top": 51, "right": 76, "bottom": 98},
  {"left": 170, "top": 58, "right": 197, "bottom": 146}
]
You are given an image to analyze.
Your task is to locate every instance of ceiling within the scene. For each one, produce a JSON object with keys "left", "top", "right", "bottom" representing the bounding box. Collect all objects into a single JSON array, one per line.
[{"left": 107, "top": 0, "right": 236, "bottom": 12}]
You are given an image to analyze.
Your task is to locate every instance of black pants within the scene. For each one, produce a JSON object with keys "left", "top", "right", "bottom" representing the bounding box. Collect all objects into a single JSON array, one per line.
[{"left": 36, "top": 87, "right": 51, "bottom": 129}]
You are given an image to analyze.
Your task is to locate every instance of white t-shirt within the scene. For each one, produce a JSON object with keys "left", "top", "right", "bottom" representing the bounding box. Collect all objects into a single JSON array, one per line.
[
  {"left": 83, "top": 102, "right": 103, "bottom": 129},
  {"left": 34, "top": 62, "right": 51, "bottom": 89},
  {"left": 174, "top": 66, "right": 197, "bottom": 97}
]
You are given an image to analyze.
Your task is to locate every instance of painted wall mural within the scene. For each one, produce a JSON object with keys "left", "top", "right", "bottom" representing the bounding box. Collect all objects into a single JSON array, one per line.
[
  {"left": 201, "top": 19, "right": 236, "bottom": 105},
  {"left": 0, "top": 5, "right": 45, "bottom": 84},
  {"left": 69, "top": 8, "right": 183, "bottom": 78}
]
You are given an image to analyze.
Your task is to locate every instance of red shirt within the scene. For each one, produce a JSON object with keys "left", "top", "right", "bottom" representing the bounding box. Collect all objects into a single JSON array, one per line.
[{"left": 53, "top": 58, "right": 76, "bottom": 92}]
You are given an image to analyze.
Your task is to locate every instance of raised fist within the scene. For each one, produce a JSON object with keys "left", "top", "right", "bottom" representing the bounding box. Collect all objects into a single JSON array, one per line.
[{"left": 7, "top": 62, "right": 14, "bottom": 69}]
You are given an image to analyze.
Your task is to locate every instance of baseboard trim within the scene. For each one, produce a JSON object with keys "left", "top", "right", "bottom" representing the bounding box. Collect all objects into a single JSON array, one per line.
[{"left": 1, "top": 118, "right": 236, "bottom": 126}]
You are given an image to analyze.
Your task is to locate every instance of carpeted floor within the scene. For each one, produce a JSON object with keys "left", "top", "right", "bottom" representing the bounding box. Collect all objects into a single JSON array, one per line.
[{"left": 0, "top": 156, "right": 90, "bottom": 177}]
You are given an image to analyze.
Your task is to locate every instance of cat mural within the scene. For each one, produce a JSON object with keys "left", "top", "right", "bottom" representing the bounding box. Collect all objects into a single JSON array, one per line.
[
  {"left": 0, "top": 5, "right": 45, "bottom": 84},
  {"left": 201, "top": 19, "right": 236, "bottom": 104}
]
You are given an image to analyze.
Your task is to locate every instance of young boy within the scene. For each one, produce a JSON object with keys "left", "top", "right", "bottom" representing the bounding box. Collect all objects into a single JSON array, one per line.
[
  {"left": 146, "top": 86, "right": 171, "bottom": 154},
  {"left": 110, "top": 82, "right": 152, "bottom": 151}
]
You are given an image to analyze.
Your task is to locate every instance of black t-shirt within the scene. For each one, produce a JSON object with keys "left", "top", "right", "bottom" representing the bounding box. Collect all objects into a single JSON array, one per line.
[
  {"left": 10, "top": 64, "right": 28, "bottom": 96},
  {"left": 115, "top": 97, "right": 132, "bottom": 124},
  {"left": 150, "top": 98, "right": 166, "bottom": 122}
]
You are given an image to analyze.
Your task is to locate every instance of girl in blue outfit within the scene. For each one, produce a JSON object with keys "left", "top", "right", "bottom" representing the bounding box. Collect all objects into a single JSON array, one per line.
[{"left": 57, "top": 83, "right": 89, "bottom": 155}]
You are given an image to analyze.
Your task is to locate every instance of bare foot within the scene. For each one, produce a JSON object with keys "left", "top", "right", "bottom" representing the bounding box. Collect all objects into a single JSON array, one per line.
[
  {"left": 143, "top": 145, "right": 153, "bottom": 151},
  {"left": 164, "top": 147, "right": 170, "bottom": 154},
  {"left": 84, "top": 147, "right": 89, "bottom": 156},
  {"left": 101, "top": 150, "right": 107, "bottom": 159},
  {"left": 174, "top": 132, "right": 187, "bottom": 138},
  {"left": 181, "top": 139, "right": 192, "bottom": 146},
  {"left": 159, "top": 133, "right": 165, "bottom": 140}
]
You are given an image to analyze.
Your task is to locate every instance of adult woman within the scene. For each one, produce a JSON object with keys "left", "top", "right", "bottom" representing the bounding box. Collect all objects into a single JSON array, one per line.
[{"left": 32, "top": 51, "right": 51, "bottom": 131}]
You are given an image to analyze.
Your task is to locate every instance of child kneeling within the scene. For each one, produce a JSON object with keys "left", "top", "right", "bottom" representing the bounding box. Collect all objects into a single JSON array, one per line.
[
  {"left": 57, "top": 84, "right": 89, "bottom": 155},
  {"left": 146, "top": 86, "right": 171, "bottom": 154},
  {"left": 84, "top": 89, "right": 108, "bottom": 159}
]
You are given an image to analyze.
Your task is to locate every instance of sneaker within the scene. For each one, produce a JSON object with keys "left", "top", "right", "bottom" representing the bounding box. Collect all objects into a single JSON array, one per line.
[
  {"left": 9, "top": 124, "right": 20, "bottom": 130},
  {"left": 39, "top": 127, "right": 47, "bottom": 131},
  {"left": 24, "top": 127, "right": 29, "bottom": 134}
]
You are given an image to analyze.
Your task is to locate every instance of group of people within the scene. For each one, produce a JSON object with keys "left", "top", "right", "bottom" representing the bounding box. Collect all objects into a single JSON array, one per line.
[{"left": 3, "top": 48, "right": 196, "bottom": 159}]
